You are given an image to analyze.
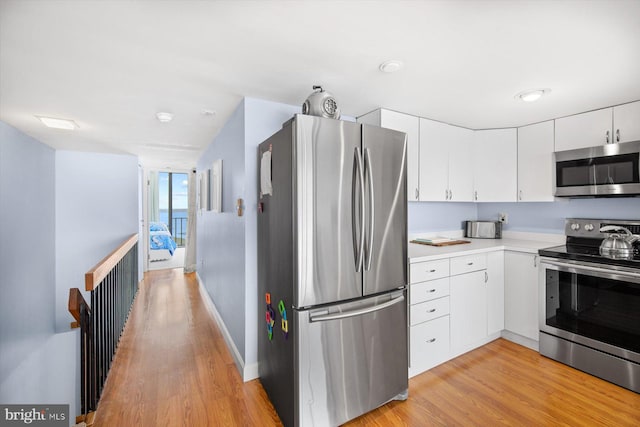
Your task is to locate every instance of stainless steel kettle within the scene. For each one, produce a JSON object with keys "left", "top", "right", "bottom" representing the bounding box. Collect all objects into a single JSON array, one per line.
[{"left": 599, "top": 225, "right": 639, "bottom": 257}]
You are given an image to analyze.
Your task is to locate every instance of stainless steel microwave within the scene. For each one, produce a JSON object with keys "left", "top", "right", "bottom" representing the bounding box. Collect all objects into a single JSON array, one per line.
[{"left": 554, "top": 141, "right": 640, "bottom": 197}]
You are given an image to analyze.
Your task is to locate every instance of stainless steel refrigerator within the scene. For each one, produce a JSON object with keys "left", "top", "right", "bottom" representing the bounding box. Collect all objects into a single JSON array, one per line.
[{"left": 257, "top": 114, "right": 408, "bottom": 426}]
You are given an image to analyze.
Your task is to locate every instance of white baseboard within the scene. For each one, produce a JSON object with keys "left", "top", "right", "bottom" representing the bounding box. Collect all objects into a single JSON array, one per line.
[
  {"left": 196, "top": 273, "right": 257, "bottom": 382},
  {"left": 244, "top": 362, "right": 259, "bottom": 381},
  {"left": 501, "top": 330, "right": 539, "bottom": 352}
]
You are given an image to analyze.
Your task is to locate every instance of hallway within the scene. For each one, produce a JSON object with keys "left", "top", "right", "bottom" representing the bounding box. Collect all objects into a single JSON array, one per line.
[{"left": 93, "top": 269, "right": 280, "bottom": 426}]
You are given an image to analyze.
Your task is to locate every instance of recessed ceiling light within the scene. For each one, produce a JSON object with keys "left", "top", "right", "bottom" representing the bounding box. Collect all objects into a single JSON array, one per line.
[
  {"left": 36, "top": 116, "right": 78, "bottom": 130},
  {"left": 515, "top": 88, "right": 551, "bottom": 103},
  {"left": 379, "top": 60, "right": 404, "bottom": 73},
  {"left": 156, "top": 112, "right": 174, "bottom": 123}
]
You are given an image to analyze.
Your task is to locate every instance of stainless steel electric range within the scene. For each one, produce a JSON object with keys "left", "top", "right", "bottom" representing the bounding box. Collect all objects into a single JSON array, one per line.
[{"left": 538, "top": 219, "right": 640, "bottom": 393}]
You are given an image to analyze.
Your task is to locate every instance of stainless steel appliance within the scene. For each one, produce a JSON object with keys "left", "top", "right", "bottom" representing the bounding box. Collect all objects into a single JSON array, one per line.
[
  {"left": 554, "top": 141, "right": 640, "bottom": 197},
  {"left": 257, "top": 114, "right": 408, "bottom": 426},
  {"left": 538, "top": 218, "right": 640, "bottom": 393},
  {"left": 464, "top": 220, "right": 502, "bottom": 239}
]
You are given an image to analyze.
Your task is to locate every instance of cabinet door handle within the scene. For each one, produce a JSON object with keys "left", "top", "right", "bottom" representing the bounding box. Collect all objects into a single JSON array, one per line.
[
  {"left": 606, "top": 130, "right": 610, "bottom": 143},
  {"left": 428, "top": 289, "right": 436, "bottom": 293},
  {"left": 449, "top": 190, "right": 453, "bottom": 200},
  {"left": 485, "top": 271, "right": 488, "bottom": 283},
  {"left": 427, "top": 308, "right": 436, "bottom": 313},
  {"left": 445, "top": 189, "right": 448, "bottom": 200},
  {"left": 616, "top": 129, "right": 620, "bottom": 142},
  {"left": 534, "top": 255, "right": 538, "bottom": 267},
  {"left": 474, "top": 190, "right": 478, "bottom": 201},
  {"left": 519, "top": 190, "right": 523, "bottom": 201},
  {"left": 415, "top": 188, "right": 419, "bottom": 200},
  {"left": 426, "top": 338, "right": 436, "bottom": 343}
]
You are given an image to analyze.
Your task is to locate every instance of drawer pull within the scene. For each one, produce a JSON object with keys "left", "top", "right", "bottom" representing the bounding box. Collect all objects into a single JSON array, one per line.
[
  {"left": 427, "top": 308, "right": 436, "bottom": 313},
  {"left": 426, "top": 338, "right": 436, "bottom": 343},
  {"left": 429, "top": 269, "right": 436, "bottom": 273},
  {"left": 467, "top": 262, "right": 473, "bottom": 266},
  {"left": 428, "top": 289, "right": 436, "bottom": 293}
]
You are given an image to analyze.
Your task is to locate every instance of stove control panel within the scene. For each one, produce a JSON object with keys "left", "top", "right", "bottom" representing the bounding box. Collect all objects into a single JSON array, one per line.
[{"left": 566, "top": 218, "right": 640, "bottom": 238}]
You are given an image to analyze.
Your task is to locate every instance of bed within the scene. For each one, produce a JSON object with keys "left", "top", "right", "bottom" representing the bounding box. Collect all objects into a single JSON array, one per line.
[{"left": 149, "top": 222, "right": 177, "bottom": 261}]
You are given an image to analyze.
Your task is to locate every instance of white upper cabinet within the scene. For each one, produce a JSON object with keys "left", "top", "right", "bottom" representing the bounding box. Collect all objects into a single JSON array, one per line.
[
  {"left": 555, "top": 108, "right": 613, "bottom": 151},
  {"left": 472, "top": 129, "right": 517, "bottom": 202},
  {"left": 447, "top": 125, "right": 475, "bottom": 202},
  {"left": 613, "top": 101, "right": 640, "bottom": 144},
  {"left": 358, "top": 109, "right": 420, "bottom": 201},
  {"left": 517, "top": 120, "right": 555, "bottom": 202},
  {"left": 419, "top": 118, "right": 473, "bottom": 202}
]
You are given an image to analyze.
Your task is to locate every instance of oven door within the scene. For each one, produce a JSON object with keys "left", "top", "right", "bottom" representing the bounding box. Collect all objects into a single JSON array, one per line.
[{"left": 539, "top": 258, "right": 640, "bottom": 363}]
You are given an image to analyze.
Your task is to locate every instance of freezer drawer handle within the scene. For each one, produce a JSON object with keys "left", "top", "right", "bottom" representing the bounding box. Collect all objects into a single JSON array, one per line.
[{"left": 309, "top": 294, "right": 405, "bottom": 323}]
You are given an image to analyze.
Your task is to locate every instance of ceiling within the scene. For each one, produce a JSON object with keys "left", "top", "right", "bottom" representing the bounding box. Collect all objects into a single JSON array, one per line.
[{"left": 2, "top": 0, "right": 640, "bottom": 170}]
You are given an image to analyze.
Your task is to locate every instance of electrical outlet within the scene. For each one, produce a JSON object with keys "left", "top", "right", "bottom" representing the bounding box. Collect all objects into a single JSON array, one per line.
[{"left": 499, "top": 213, "right": 508, "bottom": 224}]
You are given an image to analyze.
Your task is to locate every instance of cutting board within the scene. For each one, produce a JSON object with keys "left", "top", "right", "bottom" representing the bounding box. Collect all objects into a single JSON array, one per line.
[{"left": 411, "top": 239, "right": 471, "bottom": 247}]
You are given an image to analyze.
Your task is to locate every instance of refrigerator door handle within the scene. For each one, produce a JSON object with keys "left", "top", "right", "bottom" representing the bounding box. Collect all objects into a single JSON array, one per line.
[
  {"left": 364, "top": 147, "right": 375, "bottom": 271},
  {"left": 352, "top": 147, "right": 366, "bottom": 272},
  {"left": 309, "top": 294, "right": 405, "bottom": 323}
]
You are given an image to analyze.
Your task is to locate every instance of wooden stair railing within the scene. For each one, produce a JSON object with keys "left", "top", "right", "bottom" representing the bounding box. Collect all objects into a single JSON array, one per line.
[{"left": 68, "top": 233, "right": 139, "bottom": 424}]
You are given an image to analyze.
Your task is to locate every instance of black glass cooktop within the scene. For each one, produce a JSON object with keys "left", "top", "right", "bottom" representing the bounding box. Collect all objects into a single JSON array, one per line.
[{"left": 539, "top": 242, "right": 640, "bottom": 269}]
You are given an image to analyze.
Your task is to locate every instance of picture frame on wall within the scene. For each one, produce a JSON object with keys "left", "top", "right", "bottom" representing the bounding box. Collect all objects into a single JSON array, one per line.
[
  {"left": 210, "top": 159, "right": 222, "bottom": 213},
  {"left": 199, "top": 171, "right": 209, "bottom": 211}
]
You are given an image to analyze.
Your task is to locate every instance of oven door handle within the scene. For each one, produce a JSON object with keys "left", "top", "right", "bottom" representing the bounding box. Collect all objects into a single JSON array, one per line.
[{"left": 541, "top": 259, "right": 640, "bottom": 283}]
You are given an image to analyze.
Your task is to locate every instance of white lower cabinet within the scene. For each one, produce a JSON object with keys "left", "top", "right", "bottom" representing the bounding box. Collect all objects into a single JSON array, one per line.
[
  {"left": 408, "top": 259, "right": 451, "bottom": 377},
  {"left": 504, "top": 251, "right": 539, "bottom": 341},
  {"left": 487, "top": 251, "right": 505, "bottom": 335},
  {"left": 409, "top": 251, "right": 504, "bottom": 378},
  {"left": 410, "top": 316, "right": 450, "bottom": 376},
  {"left": 450, "top": 269, "right": 487, "bottom": 352}
]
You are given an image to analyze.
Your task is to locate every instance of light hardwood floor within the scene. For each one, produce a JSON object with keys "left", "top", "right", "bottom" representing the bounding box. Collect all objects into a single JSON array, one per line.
[{"left": 94, "top": 269, "right": 640, "bottom": 427}]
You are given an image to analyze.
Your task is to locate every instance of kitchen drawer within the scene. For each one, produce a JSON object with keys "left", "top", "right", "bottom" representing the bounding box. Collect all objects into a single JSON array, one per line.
[
  {"left": 450, "top": 253, "right": 487, "bottom": 276},
  {"left": 410, "top": 259, "right": 450, "bottom": 284},
  {"left": 410, "top": 296, "right": 450, "bottom": 326},
  {"left": 411, "top": 277, "right": 450, "bottom": 305},
  {"left": 410, "top": 315, "right": 450, "bottom": 373}
]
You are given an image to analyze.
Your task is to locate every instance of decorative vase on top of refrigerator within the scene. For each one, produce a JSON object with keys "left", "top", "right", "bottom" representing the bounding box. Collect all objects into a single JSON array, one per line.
[{"left": 257, "top": 113, "right": 408, "bottom": 426}]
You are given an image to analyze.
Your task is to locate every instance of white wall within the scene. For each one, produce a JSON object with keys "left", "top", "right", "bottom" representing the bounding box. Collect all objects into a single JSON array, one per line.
[{"left": 55, "top": 151, "right": 139, "bottom": 332}]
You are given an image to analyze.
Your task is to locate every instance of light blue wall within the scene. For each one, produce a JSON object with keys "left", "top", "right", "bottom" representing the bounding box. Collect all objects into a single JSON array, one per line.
[
  {"left": 0, "top": 121, "right": 79, "bottom": 424},
  {"left": 409, "top": 198, "right": 640, "bottom": 235},
  {"left": 55, "top": 151, "right": 139, "bottom": 332},
  {"left": 197, "top": 98, "right": 302, "bottom": 373},
  {"left": 197, "top": 99, "right": 248, "bottom": 360},
  {"left": 408, "top": 202, "right": 478, "bottom": 233},
  {"left": 478, "top": 198, "right": 640, "bottom": 234},
  {"left": 243, "top": 98, "right": 301, "bottom": 369}
]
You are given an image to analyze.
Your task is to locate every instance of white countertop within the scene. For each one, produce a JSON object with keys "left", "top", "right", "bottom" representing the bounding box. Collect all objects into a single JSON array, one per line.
[{"left": 409, "top": 236, "right": 560, "bottom": 263}]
